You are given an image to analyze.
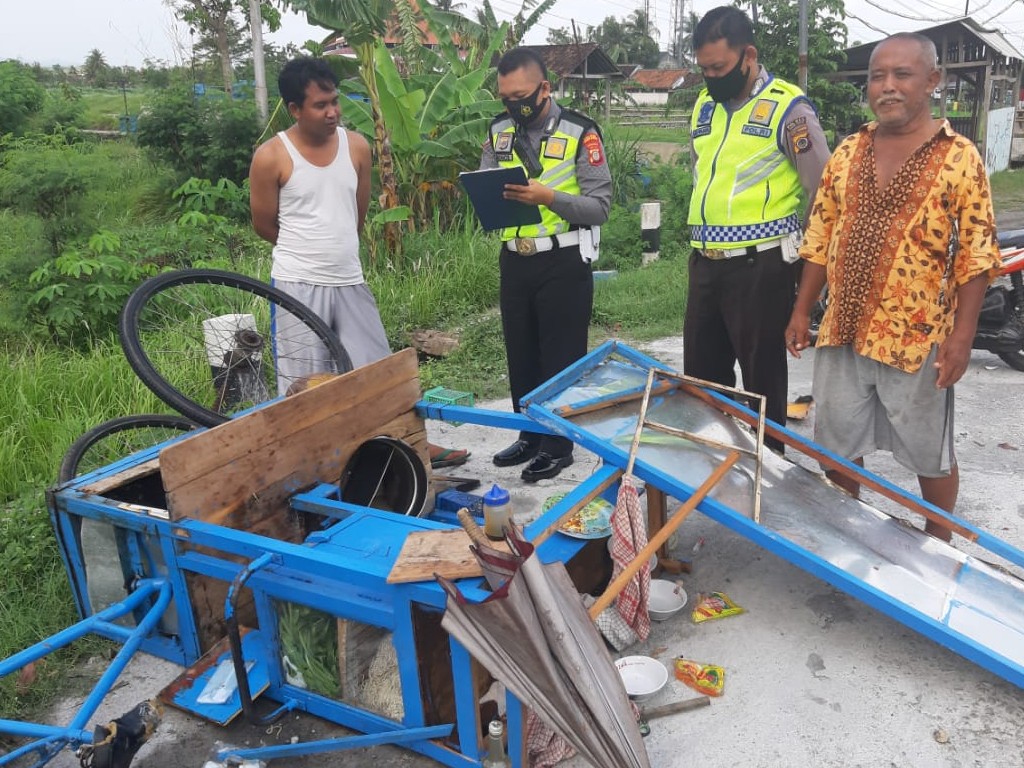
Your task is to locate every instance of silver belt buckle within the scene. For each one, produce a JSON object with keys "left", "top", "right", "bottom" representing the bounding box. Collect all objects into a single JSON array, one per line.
[
  {"left": 702, "top": 249, "right": 727, "bottom": 260},
  {"left": 517, "top": 237, "right": 537, "bottom": 256}
]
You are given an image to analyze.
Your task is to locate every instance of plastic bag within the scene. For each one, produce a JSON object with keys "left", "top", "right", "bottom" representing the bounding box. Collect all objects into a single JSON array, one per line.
[
  {"left": 673, "top": 658, "right": 725, "bottom": 697},
  {"left": 691, "top": 591, "right": 744, "bottom": 623}
]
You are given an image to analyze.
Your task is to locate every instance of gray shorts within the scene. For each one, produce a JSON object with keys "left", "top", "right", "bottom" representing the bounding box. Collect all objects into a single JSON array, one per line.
[
  {"left": 812, "top": 345, "right": 955, "bottom": 477},
  {"left": 271, "top": 280, "right": 391, "bottom": 396}
]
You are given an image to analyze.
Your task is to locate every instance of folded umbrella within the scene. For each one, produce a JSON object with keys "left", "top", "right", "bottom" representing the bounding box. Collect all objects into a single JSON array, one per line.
[{"left": 438, "top": 525, "right": 650, "bottom": 768}]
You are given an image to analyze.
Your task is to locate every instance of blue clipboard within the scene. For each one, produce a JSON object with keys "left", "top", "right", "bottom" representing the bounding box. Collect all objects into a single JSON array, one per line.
[{"left": 459, "top": 166, "right": 543, "bottom": 231}]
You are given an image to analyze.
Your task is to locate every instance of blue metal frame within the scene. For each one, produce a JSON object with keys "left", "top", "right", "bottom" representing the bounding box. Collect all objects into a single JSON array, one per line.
[
  {"left": 40, "top": 438, "right": 615, "bottom": 768},
  {"left": 0, "top": 579, "right": 172, "bottom": 767},
  {"left": 511, "top": 340, "right": 1024, "bottom": 690}
]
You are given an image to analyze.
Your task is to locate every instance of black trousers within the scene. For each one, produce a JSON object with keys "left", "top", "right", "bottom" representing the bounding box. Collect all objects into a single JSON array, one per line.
[
  {"left": 683, "top": 247, "right": 795, "bottom": 452},
  {"left": 500, "top": 244, "right": 593, "bottom": 458}
]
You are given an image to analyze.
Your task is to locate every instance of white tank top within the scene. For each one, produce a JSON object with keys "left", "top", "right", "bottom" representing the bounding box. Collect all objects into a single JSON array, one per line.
[{"left": 271, "top": 128, "right": 364, "bottom": 286}]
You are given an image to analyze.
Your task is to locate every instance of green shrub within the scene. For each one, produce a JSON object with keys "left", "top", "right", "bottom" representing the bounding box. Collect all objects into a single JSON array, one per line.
[
  {"left": 136, "top": 88, "right": 260, "bottom": 183},
  {"left": 28, "top": 230, "right": 158, "bottom": 345},
  {"left": 0, "top": 60, "right": 45, "bottom": 135},
  {"left": 29, "top": 87, "right": 86, "bottom": 134},
  {"left": 173, "top": 176, "right": 251, "bottom": 224},
  {"left": 0, "top": 132, "right": 89, "bottom": 254}
]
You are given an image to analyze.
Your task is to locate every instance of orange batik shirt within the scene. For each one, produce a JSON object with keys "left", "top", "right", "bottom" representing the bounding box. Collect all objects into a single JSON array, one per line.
[{"left": 800, "top": 120, "right": 1001, "bottom": 373}]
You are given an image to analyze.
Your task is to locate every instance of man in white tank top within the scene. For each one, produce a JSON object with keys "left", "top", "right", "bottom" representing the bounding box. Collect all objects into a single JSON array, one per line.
[{"left": 249, "top": 57, "right": 469, "bottom": 469}]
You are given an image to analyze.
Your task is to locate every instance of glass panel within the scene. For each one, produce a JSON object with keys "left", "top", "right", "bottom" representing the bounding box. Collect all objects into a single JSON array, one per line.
[{"left": 274, "top": 600, "right": 404, "bottom": 721}]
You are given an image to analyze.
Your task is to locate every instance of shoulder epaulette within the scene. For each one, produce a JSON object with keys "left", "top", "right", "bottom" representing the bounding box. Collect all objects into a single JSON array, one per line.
[{"left": 558, "top": 107, "right": 601, "bottom": 139}]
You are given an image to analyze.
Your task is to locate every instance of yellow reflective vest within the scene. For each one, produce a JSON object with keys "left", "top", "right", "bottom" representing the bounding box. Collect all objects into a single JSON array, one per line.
[
  {"left": 688, "top": 77, "right": 806, "bottom": 249},
  {"left": 489, "top": 110, "right": 593, "bottom": 240}
]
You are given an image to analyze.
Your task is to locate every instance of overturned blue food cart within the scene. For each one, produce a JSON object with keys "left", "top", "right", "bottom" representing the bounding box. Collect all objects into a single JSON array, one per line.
[{"left": 3, "top": 340, "right": 1024, "bottom": 768}]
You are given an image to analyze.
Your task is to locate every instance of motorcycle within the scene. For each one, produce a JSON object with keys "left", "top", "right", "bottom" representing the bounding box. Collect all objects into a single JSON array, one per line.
[
  {"left": 807, "top": 229, "right": 1024, "bottom": 371},
  {"left": 975, "top": 229, "right": 1024, "bottom": 371}
]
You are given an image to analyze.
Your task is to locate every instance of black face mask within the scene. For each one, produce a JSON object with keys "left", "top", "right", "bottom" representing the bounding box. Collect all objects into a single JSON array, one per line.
[
  {"left": 503, "top": 82, "right": 548, "bottom": 126},
  {"left": 704, "top": 53, "right": 750, "bottom": 103}
]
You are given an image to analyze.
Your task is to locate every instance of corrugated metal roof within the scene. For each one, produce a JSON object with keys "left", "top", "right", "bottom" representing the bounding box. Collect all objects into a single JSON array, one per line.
[{"left": 842, "top": 16, "right": 1023, "bottom": 71}]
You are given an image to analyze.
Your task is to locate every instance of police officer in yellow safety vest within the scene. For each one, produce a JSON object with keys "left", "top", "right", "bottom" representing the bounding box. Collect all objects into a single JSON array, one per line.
[
  {"left": 480, "top": 47, "right": 612, "bottom": 482},
  {"left": 685, "top": 6, "right": 830, "bottom": 453}
]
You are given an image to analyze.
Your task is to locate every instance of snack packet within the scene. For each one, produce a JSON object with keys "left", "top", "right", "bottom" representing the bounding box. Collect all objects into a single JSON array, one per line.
[
  {"left": 691, "top": 591, "right": 744, "bottom": 623},
  {"left": 673, "top": 658, "right": 725, "bottom": 697}
]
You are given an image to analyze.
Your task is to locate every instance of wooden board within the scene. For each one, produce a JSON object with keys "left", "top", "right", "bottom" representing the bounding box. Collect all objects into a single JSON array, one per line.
[
  {"left": 158, "top": 349, "right": 429, "bottom": 652},
  {"left": 387, "top": 529, "right": 510, "bottom": 584},
  {"left": 162, "top": 348, "right": 427, "bottom": 528}
]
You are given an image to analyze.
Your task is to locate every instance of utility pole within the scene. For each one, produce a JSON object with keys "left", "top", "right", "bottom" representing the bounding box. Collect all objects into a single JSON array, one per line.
[
  {"left": 798, "top": 0, "right": 808, "bottom": 92},
  {"left": 248, "top": 0, "right": 268, "bottom": 124}
]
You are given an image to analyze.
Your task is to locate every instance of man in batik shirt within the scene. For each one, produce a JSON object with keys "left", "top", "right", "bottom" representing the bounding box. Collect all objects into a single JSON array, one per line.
[{"left": 785, "top": 32, "right": 1001, "bottom": 541}]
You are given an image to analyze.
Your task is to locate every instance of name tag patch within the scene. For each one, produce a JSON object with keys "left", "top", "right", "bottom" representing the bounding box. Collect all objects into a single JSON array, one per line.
[
  {"left": 691, "top": 125, "right": 712, "bottom": 139},
  {"left": 543, "top": 136, "right": 567, "bottom": 160},
  {"left": 741, "top": 125, "right": 772, "bottom": 138}
]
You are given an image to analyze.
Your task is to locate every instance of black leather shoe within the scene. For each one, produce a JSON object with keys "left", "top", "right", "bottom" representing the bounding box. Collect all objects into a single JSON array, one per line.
[
  {"left": 521, "top": 452, "right": 573, "bottom": 482},
  {"left": 493, "top": 439, "right": 540, "bottom": 467}
]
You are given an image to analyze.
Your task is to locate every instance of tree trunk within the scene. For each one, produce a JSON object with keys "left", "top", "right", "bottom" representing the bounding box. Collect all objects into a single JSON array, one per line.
[
  {"left": 356, "top": 42, "right": 402, "bottom": 263},
  {"left": 215, "top": 15, "right": 234, "bottom": 90}
]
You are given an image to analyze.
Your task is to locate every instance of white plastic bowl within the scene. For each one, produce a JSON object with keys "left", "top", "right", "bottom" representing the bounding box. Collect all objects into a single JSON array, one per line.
[
  {"left": 648, "top": 579, "right": 688, "bottom": 621},
  {"left": 615, "top": 655, "right": 668, "bottom": 701}
]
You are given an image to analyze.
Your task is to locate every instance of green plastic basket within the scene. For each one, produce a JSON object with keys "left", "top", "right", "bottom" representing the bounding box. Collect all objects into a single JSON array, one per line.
[{"left": 423, "top": 386, "right": 475, "bottom": 425}]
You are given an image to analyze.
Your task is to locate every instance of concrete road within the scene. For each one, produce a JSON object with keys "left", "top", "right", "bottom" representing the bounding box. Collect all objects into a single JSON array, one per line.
[{"left": 34, "top": 333, "right": 1024, "bottom": 768}]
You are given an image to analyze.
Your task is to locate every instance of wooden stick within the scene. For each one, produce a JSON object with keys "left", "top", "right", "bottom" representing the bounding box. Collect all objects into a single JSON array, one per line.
[
  {"left": 588, "top": 450, "right": 741, "bottom": 619},
  {"left": 646, "top": 486, "right": 670, "bottom": 563},
  {"left": 753, "top": 394, "right": 765, "bottom": 524},
  {"left": 625, "top": 368, "right": 658, "bottom": 477},
  {"left": 675, "top": 380, "right": 978, "bottom": 542},
  {"left": 531, "top": 470, "right": 622, "bottom": 546},
  {"left": 554, "top": 379, "right": 678, "bottom": 418},
  {"left": 456, "top": 507, "right": 490, "bottom": 548},
  {"left": 643, "top": 696, "right": 711, "bottom": 719}
]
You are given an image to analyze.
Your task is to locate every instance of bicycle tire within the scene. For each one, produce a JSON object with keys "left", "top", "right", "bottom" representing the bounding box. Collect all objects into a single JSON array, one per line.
[
  {"left": 59, "top": 414, "right": 198, "bottom": 483},
  {"left": 119, "top": 269, "right": 353, "bottom": 427}
]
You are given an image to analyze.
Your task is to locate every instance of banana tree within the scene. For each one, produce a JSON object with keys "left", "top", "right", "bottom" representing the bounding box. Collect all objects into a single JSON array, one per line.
[
  {"left": 285, "top": 0, "right": 408, "bottom": 258},
  {"left": 338, "top": 40, "right": 503, "bottom": 233}
]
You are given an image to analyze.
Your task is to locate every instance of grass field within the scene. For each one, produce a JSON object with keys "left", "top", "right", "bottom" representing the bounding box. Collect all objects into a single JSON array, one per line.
[{"left": 79, "top": 87, "right": 154, "bottom": 131}]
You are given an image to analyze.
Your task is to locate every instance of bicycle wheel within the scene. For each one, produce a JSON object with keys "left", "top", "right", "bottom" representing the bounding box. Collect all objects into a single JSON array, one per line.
[
  {"left": 59, "top": 414, "right": 198, "bottom": 483},
  {"left": 119, "top": 269, "right": 353, "bottom": 427}
]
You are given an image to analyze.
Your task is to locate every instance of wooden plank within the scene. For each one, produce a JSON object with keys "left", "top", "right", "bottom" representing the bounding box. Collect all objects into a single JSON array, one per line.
[
  {"left": 388, "top": 529, "right": 511, "bottom": 584},
  {"left": 161, "top": 348, "right": 421, "bottom": 493},
  {"left": 78, "top": 458, "right": 161, "bottom": 495},
  {"left": 164, "top": 351, "right": 427, "bottom": 526}
]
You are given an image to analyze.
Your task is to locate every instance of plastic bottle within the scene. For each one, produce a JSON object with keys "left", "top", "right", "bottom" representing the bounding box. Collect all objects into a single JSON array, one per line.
[
  {"left": 481, "top": 719, "right": 510, "bottom": 767},
  {"left": 482, "top": 484, "right": 513, "bottom": 540}
]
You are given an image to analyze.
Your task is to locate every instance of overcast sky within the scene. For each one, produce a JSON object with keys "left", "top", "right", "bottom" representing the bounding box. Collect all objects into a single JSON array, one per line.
[{"left": 4, "top": 0, "right": 1023, "bottom": 69}]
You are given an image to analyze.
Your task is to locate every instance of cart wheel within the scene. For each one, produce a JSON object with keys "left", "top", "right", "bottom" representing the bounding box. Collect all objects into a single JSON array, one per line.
[
  {"left": 59, "top": 414, "right": 198, "bottom": 483},
  {"left": 119, "top": 269, "right": 353, "bottom": 427}
]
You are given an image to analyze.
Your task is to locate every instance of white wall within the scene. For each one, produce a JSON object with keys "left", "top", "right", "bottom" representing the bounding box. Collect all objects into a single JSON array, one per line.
[
  {"left": 625, "top": 91, "right": 669, "bottom": 106},
  {"left": 985, "top": 106, "right": 1015, "bottom": 174}
]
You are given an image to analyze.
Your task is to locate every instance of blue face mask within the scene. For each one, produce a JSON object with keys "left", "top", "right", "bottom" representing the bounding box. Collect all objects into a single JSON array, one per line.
[{"left": 503, "top": 82, "right": 548, "bottom": 126}]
